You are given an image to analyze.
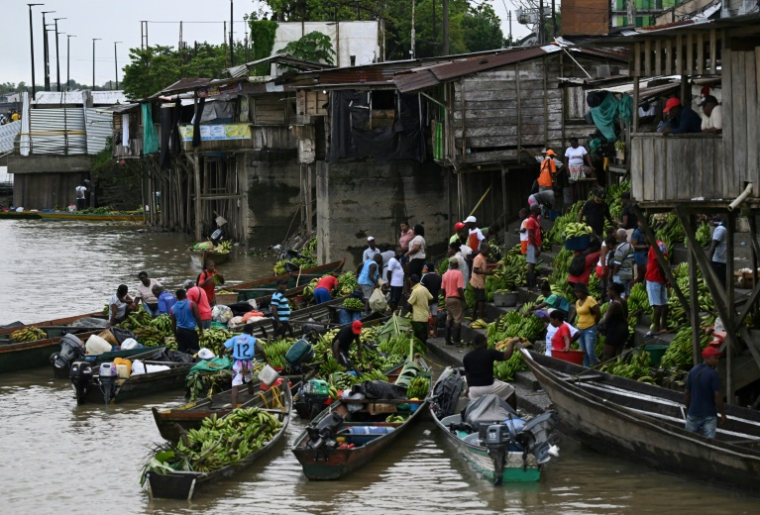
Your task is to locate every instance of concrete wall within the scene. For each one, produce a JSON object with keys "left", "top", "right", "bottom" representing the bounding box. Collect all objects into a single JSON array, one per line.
[
  {"left": 316, "top": 160, "right": 448, "bottom": 271},
  {"left": 8, "top": 154, "right": 92, "bottom": 209},
  {"left": 243, "top": 148, "right": 306, "bottom": 249}
]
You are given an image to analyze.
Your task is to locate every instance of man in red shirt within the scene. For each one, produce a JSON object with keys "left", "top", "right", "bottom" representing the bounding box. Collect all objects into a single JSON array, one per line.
[
  {"left": 525, "top": 205, "right": 542, "bottom": 289},
  {"left": 441, "top": 260, "right": 465, "bottom": 347},
  {"left": 197, "top": 260, "right": 224, "bottom": 306},
  {"left": 313, "top": 274, "right": 339, "bottom": 304},
  {"left": 568, "top": 248, "right": 602, "bottom": 288},
  {"left": 184, "top": 279, "right": 213, "bottom": 329},
  {"left": 645, "top": 239, "right": 669, "bottom": 337}
]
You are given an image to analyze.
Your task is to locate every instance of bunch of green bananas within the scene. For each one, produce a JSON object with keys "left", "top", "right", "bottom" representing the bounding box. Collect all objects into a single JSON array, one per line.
[
  {"left": 547, "top": 201, "right": 585, "bottom": 245},
  {"left": 273, "top": 260, "right": 288, "bottom": 275},
  {"left": 564, "top": 223, "right": 594, "bottom": 238},
  {"left": 378, "top": 333, "right": 426, "bottom": 358},
  {"left": 385, "top": 414, "right": 406, "bottom": 423},
  {"left": 343, "top": 298, "right": 365, "bottom": 310},
  {"left": 487, "top": 303, "right": 543, "bottom": 347},
  {"left": 186, "top": 369, "right": 234, "bottom": 400},
  {"left": 199, "top": 328, "right": 235, "bottom": 356},
  {"left": 493, "top": 351, "right": 526, "bottom": 382},
  {"left": 406, "top": 376, "right": 430, "bottom": 399},
  {"left": 487, "top": 252, "right": 528, "bottom": 297},
  {"left": 212, "top": 240, "right": 233, "bottom": 254},
  {"left": 149, "top": 314, "right": 173, "bottom": 336},
  {"left": 118, "top": 309, "right": 153, "bottom": 330},
  {"left": 134, "top": 326, "right": 165, "bottom": 347},
  {"left": 164, "top": 336, "right": 177, "bottom": 350},
  {"left": 695, "top": 222, "right": 711, "bottom": 247},
  {"left": 358, "top": 369, "right": 389, "bottom": 383},
  {"left": 437, "top": 258, "right": 450, "bottom": 276},
  {"left": 331, "top": 371, "right": 357, "bottom": 389},
  {"left": 143, "top": 408, "right": 283, "bottom": 477},
  {"left": 603, "top": 349, "right": 651, "bottom": 380},
  {"left": 103, "top": 303, "right": 110, "bottom": 316},
  {"left": 10, "top": 326, "right": 47, "bottom": 342},
  {"left": 338, "top": 272, "right": 358, "bottom": 296},
  {"left": 661, "top": 325, "right": 713, "bottom": 370},
  {"left": 319, "top": 356, "right": 346, "bottom": 377},
  {"left": 471, "top": 319, "right": 489, "bottom": 329}
]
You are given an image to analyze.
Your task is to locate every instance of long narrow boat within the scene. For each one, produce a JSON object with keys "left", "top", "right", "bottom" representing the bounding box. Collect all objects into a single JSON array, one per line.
[
  {"left": 189, "top": 249, "right": 229, "bottom": 268},
  {"left": 0, "top": 329, "right": 101, "bottom": 374},
  {"left": 0, "top": 211, "right": 147, "bottom": 222},
  {"left": 0, "top": 311, "right": 103, "bottom": 337},
  {"left": 146, "top": 387, "right": 292, "bottom": 501},
  {"left": 429, "top": 367, "right": 559, "bottom": 485},
  {"left": 75, "top": 348, "right": 194, "bottom": 405},
  {"left": 52, "top": 345, "right": 168, "bottom": 379},
  {"left": 522, "top": 350, "right": 760, "bottom": 491},
  {"left": 152, "top": 366, "right": 317, "bottom": 443},
  {"left": 291, "top": 357, "right": 431, "bottom": 480},
  {"left": 229, "top": 259, "right": 345, "bottom": 302}
]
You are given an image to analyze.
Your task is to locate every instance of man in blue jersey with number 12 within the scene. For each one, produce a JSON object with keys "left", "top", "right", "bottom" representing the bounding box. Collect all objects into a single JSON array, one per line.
[{"left": 224, "top": 324, "right": 265, "bottom": 408}]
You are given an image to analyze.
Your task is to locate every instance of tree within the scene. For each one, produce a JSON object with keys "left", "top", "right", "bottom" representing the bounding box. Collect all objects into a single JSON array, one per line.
[
  {"left": 462, "top": 4, "right": 504, "bottom": 52},
  {"left": 278, "top": 31, "right": 336, "bottom": 65}
]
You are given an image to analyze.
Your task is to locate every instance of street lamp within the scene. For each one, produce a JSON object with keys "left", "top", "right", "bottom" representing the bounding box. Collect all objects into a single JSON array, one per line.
[
  {"left": 41, "top": 10, "right": 55, "bottom": 91},
  {"left": 28, "top": 3, "right": 44, "bottom": 100},
  {"left": 92, "top": 38, "right": 101, "bottom": 90},
  {"left": 67, "top": 35, "right": 76, "bottom": 91},
  {"left": 114, "top": 41, "right": 122, "bottom": 90},
  {"left": 54, "top": 17, "right": 66, "bottom": 92}
]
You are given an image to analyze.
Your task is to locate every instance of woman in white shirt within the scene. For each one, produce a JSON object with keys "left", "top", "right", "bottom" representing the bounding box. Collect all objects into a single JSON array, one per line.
[
  {"left": 405, "top": 224, "right": 427, "bottom": 278},
  {"left": 564, "top": 138, "right": 595, "bottom": 183}
]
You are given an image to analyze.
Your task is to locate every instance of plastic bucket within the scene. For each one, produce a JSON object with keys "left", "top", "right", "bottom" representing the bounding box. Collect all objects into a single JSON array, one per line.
[
  {"left": 564, "top": 235, "right": 592, "bottom": 251},
  {"left": 553, "top": 349, "right": 585, "bottom": 365},
  {"left": 645, "top": 344, "right": 669, "bottom": 366}
]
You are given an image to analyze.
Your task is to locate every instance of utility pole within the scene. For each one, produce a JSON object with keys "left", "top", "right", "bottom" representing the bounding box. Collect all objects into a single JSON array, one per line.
[
  {"left": 627, "top": 0, "right": 636, "bottom": 27},
  {"left": 114, "top": 41, "right": 122, "bottom": 90},
  {"left": 551, "top": 0, "right": 557, "bottom": 38},
  {"left": 432, "top": 0, "right": 436, "bottom": 52},
  {"left": 443, "top": 0, "right": 449, "bottom": 55},
  {"left": 54, "top": 18, "right": 66, "bottom": 92},
  {"left": 41, "top": 10, "right": 55, "bottom": 91},
  {"left": 28, "top": 4, "right": 43, "bottom": 100},
  {"left": 229, "top": 0, "right": 234, "bottom": 67},
  {"left": 411, "top": 0, "right": 415, "bottom": 59},
  {"left": 67, "top": 35, "right": 76, "bottom": 91},
  {"left": 508, "top": 10, "right": 513, "bottom": 47},
  {"left": 538, "top": 0, "right": 544, "bottom": 44},
  {"left": 92, "top": 38, "right": 101, "bottom": 90}
]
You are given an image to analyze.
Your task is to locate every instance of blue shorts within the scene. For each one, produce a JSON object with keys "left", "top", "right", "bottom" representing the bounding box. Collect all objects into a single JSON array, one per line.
[
  {"left": 646, "top": 280, "right": 668, "bottom": 306},
  {"left": 313, "top": 287, "right": 331, "bottom": 304}
]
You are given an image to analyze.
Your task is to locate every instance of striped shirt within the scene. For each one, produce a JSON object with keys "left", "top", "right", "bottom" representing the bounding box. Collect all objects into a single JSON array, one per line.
[{"left": 271, "top": 292, "right": 291, "bottom": 322}]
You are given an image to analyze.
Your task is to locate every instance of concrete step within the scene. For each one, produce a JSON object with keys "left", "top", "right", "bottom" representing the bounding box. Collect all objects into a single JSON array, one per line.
[{"left": 514, "top": 370, "right": 541, "bottom": 391}]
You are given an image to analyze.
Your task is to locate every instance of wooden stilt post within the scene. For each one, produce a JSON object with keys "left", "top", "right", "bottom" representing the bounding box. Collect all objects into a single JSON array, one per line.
[
  {"left": 306, "top": 163, "right": 313, "bottom": 234},
  {"left": 501, "top": 166, "right": 508, "bottom": 244},
  {"left": 194, "top": 153, "right": 202, "bottom": 241},
  {"left": 727, "top": 211, "right": 736, "bottom": 403},
  {"left": 687, "top": 213, "right": 701, "bottom": 366}
]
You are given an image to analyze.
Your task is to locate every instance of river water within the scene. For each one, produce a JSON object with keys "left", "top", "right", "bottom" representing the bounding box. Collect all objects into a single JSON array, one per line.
[{"left": 1, "top": 220, "right": 758, "bottom": 514}]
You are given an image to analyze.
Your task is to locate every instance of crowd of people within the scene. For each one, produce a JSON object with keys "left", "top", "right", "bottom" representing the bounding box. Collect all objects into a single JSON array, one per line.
[{"left": 0, "top": 108, "right": 20, "bottom": 125}]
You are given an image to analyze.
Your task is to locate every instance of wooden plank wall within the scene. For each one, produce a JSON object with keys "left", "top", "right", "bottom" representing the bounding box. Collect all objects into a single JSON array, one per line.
[
  {"left": 631, "top": 135, "right": 725, "bottom": 201},
  {"left": 251, "top": 95, "right": 295, "bottom": 126}
]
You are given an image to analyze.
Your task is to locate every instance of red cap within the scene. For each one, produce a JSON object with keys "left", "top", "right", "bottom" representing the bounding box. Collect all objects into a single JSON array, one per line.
[
  {"left": 454, "top": 222, "right": 466, "bottom": 231},
  {"left": 352, "top": 320, "right": 363, "bottom": 335},
  {"left": 702, "top": 346, "right": 722, "bottom": 358},
  {"left": 663, "top": 97, "right": 682, "bottom": 113}
]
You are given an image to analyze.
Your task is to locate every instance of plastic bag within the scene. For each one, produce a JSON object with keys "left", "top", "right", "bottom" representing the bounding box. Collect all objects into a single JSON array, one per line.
[
  {"left": 132, "top": 359, "right": 146, "bottom": 375},
  {"left": 212, "top": 305, "right": 233, "bottom": 323},
  {"left": 198, "top": 348, "right": 216, "bottom": 360},
  {"left": 369, "top": 287, "right": 387, "bottom": 313}
]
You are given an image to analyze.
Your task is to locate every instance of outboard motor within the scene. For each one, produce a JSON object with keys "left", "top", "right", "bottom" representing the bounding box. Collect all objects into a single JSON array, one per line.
[
  {"left": 515, "top": 411, "right": 561, "bottom": 466},
  {"left": 485, "top": 423, "right": 512, "bottom": 486},
  {"left": 98, "top": 362, "right": 119, "bottom": 404},
  {"left": 306, "top": 412, "right": 345, "bottom": 456},
  {"left": 51, "top": 334, "right": 84, "bottom": 377},
  {"left": 295, "top": 379, "right": 330, "bottom": 420},
  {"left": 70, "top": 361, "right": 93, "bottom": 405}
]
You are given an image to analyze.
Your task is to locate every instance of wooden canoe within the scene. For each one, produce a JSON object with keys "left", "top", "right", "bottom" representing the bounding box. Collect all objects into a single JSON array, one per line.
[
  {"left": 152, "top": 366, "right": 317, "bottom": 444},
  {"left": 430, "top": 368, "right": 542, "bottom": 484},
  {"left": 0, "top": 311, "right": 104, "bottom": 337},
  {"left": 52, "top": 345, "right": 168, "bottom": 379},
  {"left": 146, "top": 387, "right": 292, "bottom": 501},
  {"left": 522, "top": 350, "right": 760, "bottom": 491},
  {"left": 229, "top": 259, "right": 345, "bottom": 302},
  {"left": 0, "top": 329, "right": 101, "bottom": 374},
  {"left": 80, "top": 348, "right": 194, "bottom": 405},
  {"left": 0, "top": 211, "right": 147, "bottom": 222},
  {"left": 189, "top": 249, "right": 230, "bottom": 268},
  {"left": 291, "top": 357, "right": 431, "bottom": 480}
]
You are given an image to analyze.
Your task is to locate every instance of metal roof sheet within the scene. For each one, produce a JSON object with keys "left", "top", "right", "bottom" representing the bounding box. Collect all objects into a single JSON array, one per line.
[{"left": 33, "top": 90, "right": 129, "bottom": 105}]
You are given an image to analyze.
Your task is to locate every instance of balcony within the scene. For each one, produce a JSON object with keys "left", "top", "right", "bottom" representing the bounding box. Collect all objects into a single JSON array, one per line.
[
  {"left": 630, "top": 133, "right": 731, "bottom": 204},
  {"left": 179, "top": 123, "right": 253, "bottom": 152}
]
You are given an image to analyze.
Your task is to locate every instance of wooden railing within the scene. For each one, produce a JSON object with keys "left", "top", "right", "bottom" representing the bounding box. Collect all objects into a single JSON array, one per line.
[{"left": 630, "top": 133, "right": 730, "bottom": 203}]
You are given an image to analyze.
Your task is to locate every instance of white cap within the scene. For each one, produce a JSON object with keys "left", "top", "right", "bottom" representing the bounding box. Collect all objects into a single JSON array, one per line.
[
  {"left": 464, "top": 216, "right": 477, "bottom": 224},
  {"left": 367, "top": 236, "right": 375, "bottom": 241}
]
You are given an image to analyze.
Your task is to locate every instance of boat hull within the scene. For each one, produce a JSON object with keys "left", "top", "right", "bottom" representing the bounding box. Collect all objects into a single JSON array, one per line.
[
  {"left": 230, "top": 259, "right": 345, "bottom": 302},
  {"left": 523, "top": 351, "right": 760, "bottom": 491},
  {"left": 84, "top": 364, "right": 191, "bottom": 404}
]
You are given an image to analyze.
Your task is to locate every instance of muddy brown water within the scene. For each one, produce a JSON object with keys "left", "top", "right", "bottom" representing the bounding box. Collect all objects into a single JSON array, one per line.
[{"left": 1, "top": 221, "right": 758, "bottom": 514}]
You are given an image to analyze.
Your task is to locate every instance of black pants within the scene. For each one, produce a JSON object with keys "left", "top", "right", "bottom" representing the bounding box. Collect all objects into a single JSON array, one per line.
[
  {"left": 176, "top": 327, "right": 199, "bottom": 353},
  {"left": 409, "top": 259, "right": 425, "bottom": 279},
  {"left": 76, "top": 198, "right": 86, "bottom": 211},
  {"left": 712, "top": 261, "right": 727, "bottom": 289},
  {"left": 274, "top": 322, "right": 294, "bottom": 340},
  {"left": 389, "top": 286, "right": 403, "bottom": 308}
]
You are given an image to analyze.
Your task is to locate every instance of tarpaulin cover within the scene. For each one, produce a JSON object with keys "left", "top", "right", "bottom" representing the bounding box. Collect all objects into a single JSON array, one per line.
[
  {"left": 328, "top": 90, "right": 425, "bottom": 163},
  {"left": 463, "top": 394, "right": 518, "bottom": 427},
  {"left": 589, "top": 93, "right": 633, "bottom": 143},
  {"left": 189, "top": 356, "right": 232, "bottom": 374},
  {"left": 351, "top": 380, "right": 408, "bottom": 400},
  {"left": 142, "top": 103, "right": 159, "bottom": 154}
]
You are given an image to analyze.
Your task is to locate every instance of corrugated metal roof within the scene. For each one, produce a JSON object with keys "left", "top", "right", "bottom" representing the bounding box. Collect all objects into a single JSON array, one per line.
[
  {"left": 84, "top": 109, "right": 113, "bottom": 155},
  {"left": 33, "top": 90, "right": 129, "bottom": 105},
  {"left": 224, "top": 55, "right": 329, "bottom": 78}
]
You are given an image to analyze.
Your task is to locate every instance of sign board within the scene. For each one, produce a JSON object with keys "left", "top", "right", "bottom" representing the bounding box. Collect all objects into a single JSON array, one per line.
[{"left": 180, "top": 123, "right": 251, "bottom": 142}]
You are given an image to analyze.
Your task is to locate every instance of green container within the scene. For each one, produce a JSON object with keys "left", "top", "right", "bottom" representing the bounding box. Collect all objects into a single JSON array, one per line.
[{"left": 646, "top": 344, "right": 669, "bottom": 366}]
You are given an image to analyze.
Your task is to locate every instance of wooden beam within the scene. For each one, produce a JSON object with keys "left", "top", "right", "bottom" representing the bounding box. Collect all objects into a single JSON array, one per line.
[
  {"left": 655, "top": 39, "right": 662, "bottom": 76},
  {"left": 697, "top": 32, "right": 705, "bottom": 75},
  {"left": 635, "top": 43, "right": 642, "bottom": 78},
  {"left": 727, "top": 211, "right": 736, "bottom": 403},
  {"left": 632, "top": 206, "right": 692, "bottom": 318},
  {"left": 676, "top": 34, "right": 684, "bottom": 75},
  {"left": 687, "top": 216, "right": 701, "bottom": 366},
  {"left": 687, "top": 32, "right": 694, "bottom": 75},
  {"left": 665, "top": 38, "right": 673, "bottom": 76},
  {"left": 709, "top": 30, "right": 717, "bottom": 74},
  {"left": 633, "top": 79, "right": 640, "bottom": 133},
  {"left": 644, "top": 40, "right": 652, "bottom": 77},
  {"left": 193, "top": 153, "right": 202, "bottom": 241}
]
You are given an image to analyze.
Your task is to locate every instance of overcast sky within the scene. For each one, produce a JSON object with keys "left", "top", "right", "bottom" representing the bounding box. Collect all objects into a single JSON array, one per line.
[{"left": 1, "top": 0, "right": 529, "bottom": 88}]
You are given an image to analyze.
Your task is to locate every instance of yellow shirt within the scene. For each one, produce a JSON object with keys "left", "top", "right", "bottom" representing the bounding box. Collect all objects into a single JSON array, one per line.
[
  {"left": 11, "top": 113, "right": 19, "bottom": 122},
  {"left": 408, "top": 283, "right": 433, "bottom": 322},
  {"left": 576, "top": 296, "right": 599, "bottom": 329}
]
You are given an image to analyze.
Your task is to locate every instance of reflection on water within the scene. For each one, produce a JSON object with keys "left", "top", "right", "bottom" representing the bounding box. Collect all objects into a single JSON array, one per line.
[{"left": 1, "top": 220, "right": 759, "bottom": 514}]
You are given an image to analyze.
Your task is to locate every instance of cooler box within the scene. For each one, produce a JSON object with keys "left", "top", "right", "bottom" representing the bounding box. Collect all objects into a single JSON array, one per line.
[
  {"left": 345, "top": 426, "right": 395, "bottom": 446},
  {"left": 285, "top": 339, "right": 315, "bottom": 366}
]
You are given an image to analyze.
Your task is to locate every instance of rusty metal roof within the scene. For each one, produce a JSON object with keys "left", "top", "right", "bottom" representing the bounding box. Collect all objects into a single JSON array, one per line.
[{"left": 224, "top": 55, "right": 329, "bottom": 78}]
